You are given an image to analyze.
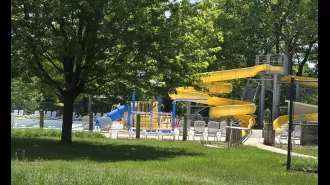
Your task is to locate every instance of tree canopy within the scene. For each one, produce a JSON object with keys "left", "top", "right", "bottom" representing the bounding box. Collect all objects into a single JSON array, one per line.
[{"left": 11, "top": 0, "right": 223, "bottom": 144}]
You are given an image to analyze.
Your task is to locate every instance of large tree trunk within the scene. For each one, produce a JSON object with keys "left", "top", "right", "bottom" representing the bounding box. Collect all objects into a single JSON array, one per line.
[
  {"left": 275, "top": 38, "right": 280, "bottom": 54},
  {"left": 296, "top": 42, "right": 314, "bottom": 76},
  {"left": 60, "top": 91, "right": 77, "bottom": 144},
  {"left": 83, "top": 96, "right": 89, "bottom": 115}
]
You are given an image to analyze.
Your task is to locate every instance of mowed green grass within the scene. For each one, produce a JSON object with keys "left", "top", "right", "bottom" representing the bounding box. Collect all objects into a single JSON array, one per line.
[
  {"left": 275, "top": 144, "right": 318, "bottom": 157},
  {"left": 12, "top": 135, "right": 317, "bottom": 185}
]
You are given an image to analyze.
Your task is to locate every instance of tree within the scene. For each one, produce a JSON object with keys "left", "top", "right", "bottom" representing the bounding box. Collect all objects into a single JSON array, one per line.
[
  {"left": 12, "top": 0, "right": 223, "bottom": 144},
  {"left": 11, "top": 78, "right": 44, "bottom": 113},
  {"left": 265, "top": 0, "right": 318, "bottom": 75}
]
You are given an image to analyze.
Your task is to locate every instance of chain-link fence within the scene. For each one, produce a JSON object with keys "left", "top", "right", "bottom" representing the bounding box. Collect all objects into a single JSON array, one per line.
[{"left": 277, "top": 77, "right": 318, "bottom": 173}]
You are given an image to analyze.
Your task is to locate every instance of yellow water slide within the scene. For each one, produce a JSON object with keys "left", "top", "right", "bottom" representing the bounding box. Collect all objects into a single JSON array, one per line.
[
  {"left": 281, "top": 76, "right": 318, "bottom": 88},
  {"left": 169, "top": 64, "right": 284, "bottom": 128},
  {"left": 273, "top": 113, "right": 318, "bottom": 130},
  {"left": 273, "top": 75, "right": 318, "bottom": 129}
]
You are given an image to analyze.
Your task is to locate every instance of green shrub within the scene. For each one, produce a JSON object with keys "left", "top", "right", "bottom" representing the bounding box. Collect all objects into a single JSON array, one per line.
[{"left": 11, "top": 129, "right": 105, "bottom": 139}]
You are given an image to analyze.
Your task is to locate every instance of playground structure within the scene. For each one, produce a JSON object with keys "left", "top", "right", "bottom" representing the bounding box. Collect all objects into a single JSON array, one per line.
[
  {"left": 101, "top": 92, "right": 174, "bottom": 133},
  {"left": 100, "top": 54, "right": 317, "bottom": 142}
]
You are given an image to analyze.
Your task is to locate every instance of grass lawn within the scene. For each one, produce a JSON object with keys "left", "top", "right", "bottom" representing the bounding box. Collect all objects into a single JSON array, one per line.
[
  {"left": 275, "top": 144, "right": 318, "bottom": 157},
  {"left": 12, "top": 136, "right": 318, "bottom": 185}
]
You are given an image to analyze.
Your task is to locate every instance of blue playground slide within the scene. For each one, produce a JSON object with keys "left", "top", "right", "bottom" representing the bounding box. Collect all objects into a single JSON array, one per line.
[
  {"left": 95, "top": 105, "right": 129, "bottom": 127},
  {"left": 102, "top": 105, "right": 129, "bottom": 122}
]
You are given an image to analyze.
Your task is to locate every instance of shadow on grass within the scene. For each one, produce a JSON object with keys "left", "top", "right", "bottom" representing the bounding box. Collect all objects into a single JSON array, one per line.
[{"left": 11, "top": 137, "right": 201, "bottom": 162}]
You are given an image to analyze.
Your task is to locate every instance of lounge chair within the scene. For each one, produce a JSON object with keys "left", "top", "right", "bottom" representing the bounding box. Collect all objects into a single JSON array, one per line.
[
  {"left": 278, "top": 124, "right": 289, "bottom": 144},
  {"left": 219, "top": 120, "right": 228, "bottom": 141},
  {"left": 95, "top": 113, "right": 101, "bottom": 118},
  {"left": 13, "top": 110, "right": 19, "bottom": 116},
  {"left": 11, "top": 117, "right": 15, "bottom": 128},
  {"left": 34, "top": 111, "right": 40, "bottom": 117},
  {"left": 98, "top": 117, "right": 112, "bottom": 138},
  {"left": 117, "top": 129, "right": 132, "bottom": 139},
  {"left": 206, "top": 121, "right": 220, "bottom": 141},
  {"left": 51, "top": 111, "right": 57, "bottom": 119},
  {"left": 81, "top": 116, "right": 90, "bottom": 131},
  {"left": 46, "top": 111, "right": 52, "bottom": 118},
  {"left": 192, "top": 121, "right": 206, "bottom": 141}
]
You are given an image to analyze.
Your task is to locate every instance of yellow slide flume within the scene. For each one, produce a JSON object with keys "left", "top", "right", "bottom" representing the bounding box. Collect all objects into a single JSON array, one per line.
[
  {"left": 273, "top": 113, "right": 318, "bottom": 130},
  {"left": 273, "top": 76, "right": 318, "bottom": 129},
  {"left": 170, "top": 88, "right": 256, "bottom": 128},
  {"left": 199, "top": 64, "right": 283, "bottom": 83},
  {"left": 281, "top": 76, "right": 318, "bottom": 88},
  {"left": 169, "top": 64, "right": 284, "bottom": 128}
]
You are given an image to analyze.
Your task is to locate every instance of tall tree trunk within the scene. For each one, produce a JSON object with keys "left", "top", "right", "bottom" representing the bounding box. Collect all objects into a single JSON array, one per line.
[
  {"left": 275, "top": 29, "right": 280, "bottom": 54},
  {"left": 83, "top": 96, "right": 88, "bottom": 115},
  {"left": 296, "top": 42, "right": 314, "bottom": 76},
  {"left": 60, "top": 91, "right": 77, "bottom": 144}
]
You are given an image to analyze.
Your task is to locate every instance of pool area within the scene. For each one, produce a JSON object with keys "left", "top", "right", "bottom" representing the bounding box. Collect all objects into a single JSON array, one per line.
[{"left": 11, "top": 118, "right": 84, "bottom": 131}]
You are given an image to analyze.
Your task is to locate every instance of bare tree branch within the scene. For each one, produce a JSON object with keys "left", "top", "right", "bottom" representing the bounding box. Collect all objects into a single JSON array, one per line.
[{"left": 41, "top": 52, "right": 64, "bottom": 73}]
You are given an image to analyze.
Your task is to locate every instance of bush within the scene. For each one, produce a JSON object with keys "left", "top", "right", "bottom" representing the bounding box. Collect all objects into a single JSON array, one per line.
[{"left": 11, "top": 128, "right": 105, "bottom": 139}]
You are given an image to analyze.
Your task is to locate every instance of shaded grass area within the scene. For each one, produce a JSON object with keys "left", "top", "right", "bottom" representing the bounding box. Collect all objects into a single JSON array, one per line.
[
  {"left": 12, "top": 135, "right": 318, "bottom": 185},
  {"left": 12, "top": 137, "right": 199, "bottom": 162}
]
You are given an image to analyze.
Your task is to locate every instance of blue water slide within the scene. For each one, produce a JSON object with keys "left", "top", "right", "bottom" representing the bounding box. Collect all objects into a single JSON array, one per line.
[{"left": 103, "top": 105, "right": 129, "bottom": 121}]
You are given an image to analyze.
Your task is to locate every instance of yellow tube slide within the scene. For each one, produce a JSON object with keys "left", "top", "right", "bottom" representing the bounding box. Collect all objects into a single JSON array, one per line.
[
  {"left": 199, "top": 64, "right": 283, "bottom": 83},
  {"left": 281, "top": 76, "right": 318, "bottom": 88},
  {"left": 200, "top": 82, "right": 233, "bottom": 94},
  {"left": 169, "top": 64, "right": 284, "bottom": 128},
  {"left": 273, "top": 113, "right": 318, "bottom": 130}
]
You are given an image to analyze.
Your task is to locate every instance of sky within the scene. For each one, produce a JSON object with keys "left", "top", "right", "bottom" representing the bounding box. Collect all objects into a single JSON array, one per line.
[{"left": 307, "top": 62, "right": 316, "bottom": 69}]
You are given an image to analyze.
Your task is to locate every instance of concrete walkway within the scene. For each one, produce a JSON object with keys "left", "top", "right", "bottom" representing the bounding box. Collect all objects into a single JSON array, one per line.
[
  {"left": 103, "top": 126, "right": 317, "bottom": 159},
  {"left": 243, "top": 130, "right": 317, "bottom": 159}
]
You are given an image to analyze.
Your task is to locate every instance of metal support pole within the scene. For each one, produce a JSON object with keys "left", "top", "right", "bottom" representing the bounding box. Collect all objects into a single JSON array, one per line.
[
  {"left": 171, "top": 102, "right": 176, "bottom": 131},
  {"left": 259, "top": 79, "right": 265, "bottom": 129},
  {"left": 136, "top": 114, "right": 141, "bottom": 139},
  {"left": 183, "top": 114, "right": 188, "bottom": 141},
  {"left": 287, "top": 76, "right": 294, "bottom": 170},
  {"left": 295, "top": 82, "right": 300, "bottom": 102},
  {"left": 127, "top": 105, "right": 131, "bottom": 130},
  {"left": 39, "top": 110, "right": 44, "bottom": 129},
  {"left": 131, "top": 91, "right": 136, "bottom": 127},
  {"left": 158, "top": 96, "right": 161, "bottom": 125},
  {"left": 186, "top": 101, "right": 191, "bottom": 127},
  {"left": 89, "top": 112, "right": 93, "bottom": 132},
  {"left": 88, "top": 95, "right": 93, "bottom": 131},
  {"left": 150, "top": 98, "right": 154, "bottom": 132},
  {"left": 272, "top": 73, "right": 280, "bottom": 122}
]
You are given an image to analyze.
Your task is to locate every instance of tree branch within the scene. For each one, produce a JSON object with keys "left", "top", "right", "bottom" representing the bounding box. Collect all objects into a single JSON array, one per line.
[
  {"left": 82, "top": 74, "right": 119, "bottom": 93},
  {"left": 73, "top": 14, "right": 87, "bottom": 90},
  {"left": 42, "top": 52, "right": 64, "bottom": 73}
]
